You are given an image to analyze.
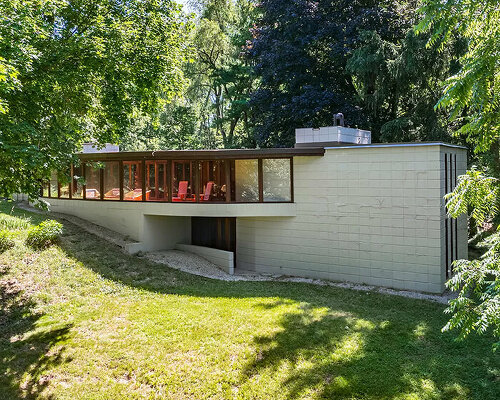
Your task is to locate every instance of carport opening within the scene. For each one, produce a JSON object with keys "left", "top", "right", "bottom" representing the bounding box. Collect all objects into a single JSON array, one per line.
[{"left": 191, "top": 217, "right": 236, "bottom": 254}]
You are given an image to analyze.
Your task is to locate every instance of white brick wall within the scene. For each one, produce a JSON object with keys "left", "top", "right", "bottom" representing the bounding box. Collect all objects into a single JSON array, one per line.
[{"left": 236, "top": 144, "right": 468, "bottom": 293}]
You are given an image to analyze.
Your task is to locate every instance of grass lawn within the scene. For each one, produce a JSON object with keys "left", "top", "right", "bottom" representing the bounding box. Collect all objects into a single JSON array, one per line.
[{"left": 0, "top": 201, "right": 498, "bottom": 399}]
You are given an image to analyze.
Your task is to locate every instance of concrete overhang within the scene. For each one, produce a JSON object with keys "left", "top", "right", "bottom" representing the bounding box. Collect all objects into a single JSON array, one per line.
[{"left": 141, "top": 202, "right": 297, "bottom": 217}]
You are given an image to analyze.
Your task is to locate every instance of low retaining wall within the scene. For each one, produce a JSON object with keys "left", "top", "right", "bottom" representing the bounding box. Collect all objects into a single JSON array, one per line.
[{"left": 175, "top": 244, "right": 234, "bottom": 275}]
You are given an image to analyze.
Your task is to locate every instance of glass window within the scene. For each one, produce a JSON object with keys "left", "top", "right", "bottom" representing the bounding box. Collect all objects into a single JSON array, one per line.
[
  {"left": 263, "top": 158, "right": 291, "bottom": 202},
  {"left": 85, "top": 164, "right": 101, "bottom": 200},
  {"left": 49, "top": 171, "right": 58, "bottom": 198},
  {"left": 146, "top": 161, "right": 168, "bottom": 201},
  {"left": 72, "top": 165, "right": 84, "bottom": 199},
  {"left": 123, "top": 161, "right": 144, "bottom": 201},
  {"left": 42, "top": 182, "right": 50, "bottom": 197},
  {"left": 200, "top": 160, "right": 228, "bottom": 202},
  {"left": 103, "top": 162, "right": 120, "bottom": 200},
  {"left": 59, "top": 169, "right": 71, "bottom": 198},
  {"left": 235, "top": 159, "right": 259, "bottom": 202},
  {"left": 172, "top": 161, "right": 195, "bottom": 202}
]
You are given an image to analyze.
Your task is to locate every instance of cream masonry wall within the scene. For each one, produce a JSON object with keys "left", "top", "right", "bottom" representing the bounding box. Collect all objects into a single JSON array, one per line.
[
  {"left": 43, "top": 199, "right": 296, "bottom": 253},
  {"left": 236, "top": 144, "right": 467, "bottom": 293}
]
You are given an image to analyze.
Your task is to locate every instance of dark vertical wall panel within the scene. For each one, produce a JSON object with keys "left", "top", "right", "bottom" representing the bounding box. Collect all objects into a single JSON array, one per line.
[
  {"left": 99, "top": 168, "right": 104, "bottom": 200},
  {"left": 445, "top": 153, "right": 449, "bottom": 278},
  {"left": 449, "top": 153, "right": 454, "bottom": 266},
  {"left": 82, "top": 163, "right": 86, "bottom": 200},
  {"left": 454, "top": 154, "right": 458, "bottom": 266},
  {"left": 192, "top": 217, "right": 236, "bottom": 253}
]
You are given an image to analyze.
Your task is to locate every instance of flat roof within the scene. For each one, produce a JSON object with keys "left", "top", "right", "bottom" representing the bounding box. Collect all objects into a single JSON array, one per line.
[
  {"left": 77, "top": 142, "right": 466, "bottom": 161},
  {"left": 78, "top": 147, "right": 326, "bottom": 161},
  {"left": 323, "top": 142, "right": 467, "bottom": 150}
]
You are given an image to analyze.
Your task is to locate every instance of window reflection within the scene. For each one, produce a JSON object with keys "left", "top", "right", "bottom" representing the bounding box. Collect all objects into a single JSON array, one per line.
[
  {"left": 263, "top": 158, "right": 291, "bottom": 202},
  {"left": 235, "top": 159, "right": 259, "bottom": 202},
  {"left": 146, "top": 161, "right": 168, "bottom": 201},
  {"left": 103, "top": 162, "right": 120, "bottom": 200},
  {"left": 42, "top": 182, "right": 50, "bottom": 197},
  {"left": 123, "top": 161, "right": 145, "bottom": 201},
  {"left": 49, "top": 171, "right": 58, "bottom": 198},
  {"left": 85, "top": 164, "right": 101, "bottom": 200},
  {"left": 72, "top": 165, "right": 83, "bottom": 199},
  {"left": 59, "top": 168, "right": 71, "bottom": 198}
]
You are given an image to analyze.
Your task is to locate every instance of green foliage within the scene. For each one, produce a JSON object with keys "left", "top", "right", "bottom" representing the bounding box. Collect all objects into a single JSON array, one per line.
[
  {"left": 0, "top": 230, "right": 14, "bottom": 252},
  {"left": 26, "top": 220, "right": 63, "bottom": 249},
  {"left": 120, "top": 101, "right": 201, "bottom": 151},
  {"left": 184, "top": 0, "right": 256, "bottom": 148},
  {"left": 0, "top": 211, "right": 31, "bottom": 231},
  {"left": 443, "top": 237, "right": 500, "bottom": 351},
  {"left": 416, "top": 0, "right": 499, "bottom": 152},
  {"left": 445, "top": 167, "right": 499, "bottom": 226},
  {"left": 0, "top": 0, "right": 192, "bottom": 200},
  {"left": 348, "top": 27, "right": 464, "bottom": 143},
  {"left": 418, "top": 0, "right": 500, "bottom": 349},
  {"left": 445, "top": 168, "right": 500, "bottom": 349},
  {"left": 119, "top": 0, "right": 255, "bottom": 150}
]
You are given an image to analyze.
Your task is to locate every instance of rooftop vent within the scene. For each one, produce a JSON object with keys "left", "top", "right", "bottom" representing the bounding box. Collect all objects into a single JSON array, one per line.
[
  {"left": 333, "top": 112, "right": 344, "bottom": 126},
  {"left": 295, "top": 125, "right": 371, "bottom": 147},
  {"left": 82, "top": 143, "right": 120, "bottom": 153}
]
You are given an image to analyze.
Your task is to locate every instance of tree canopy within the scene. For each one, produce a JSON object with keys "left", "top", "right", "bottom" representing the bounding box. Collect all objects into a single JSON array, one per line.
[
  {"left": 0, "top": 0, "right": 191, "bottom": 199},
  {"left": 249, "top": 0, "right": 403, "bottom": 147},
  {"left": 416, "top": 0, "right": 500, "bottom": 349},
  {"left": 416, "top": 0, "right": 499, "bottom": 154}
]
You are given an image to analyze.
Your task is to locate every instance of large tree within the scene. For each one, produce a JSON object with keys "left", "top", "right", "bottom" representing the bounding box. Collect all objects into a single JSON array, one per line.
[
  {"left": 347, "top": 12, "right": 465, "bottom": 143},
  {"left": 417, "top": 0, "right": 500, "bottom": 349},
  {"left": 0, "top": 0, "right": 191, "bottom": 199},
  {"left": 248, "top": 0, "right": 404, "bottom": 147},
  {"left": 417, "top": 0, "right": 499, "bottom": 158},
  {"left": 184, "top": 0, "right": 256, "bottom": 148}
]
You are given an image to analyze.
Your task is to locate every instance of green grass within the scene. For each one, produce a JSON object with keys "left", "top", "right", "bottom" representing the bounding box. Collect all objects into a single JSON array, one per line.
[{"left": 0, "top": 200, "right": 498, "bottom": 400}]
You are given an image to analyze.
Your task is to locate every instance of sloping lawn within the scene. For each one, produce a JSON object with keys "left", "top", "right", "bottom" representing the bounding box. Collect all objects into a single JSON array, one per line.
[{"left": 0, "top": 201, "right": 498, "bottom": 400}]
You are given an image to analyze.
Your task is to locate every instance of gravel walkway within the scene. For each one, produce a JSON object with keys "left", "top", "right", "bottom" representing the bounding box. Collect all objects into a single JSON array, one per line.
[{"left": 16, "top": 201, "right": 455, "bottom": 304}]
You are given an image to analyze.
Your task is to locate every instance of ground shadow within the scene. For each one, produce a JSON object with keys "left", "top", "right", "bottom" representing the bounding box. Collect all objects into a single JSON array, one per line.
[
  {"left": 15, "top": 208, "right": 500, "bottom": 399},
  {"left": 0, "top": 264, "right": 73, "bottom": 399},
  {"left": 240, "top": 300, "right": 499, "bottom": 399}
]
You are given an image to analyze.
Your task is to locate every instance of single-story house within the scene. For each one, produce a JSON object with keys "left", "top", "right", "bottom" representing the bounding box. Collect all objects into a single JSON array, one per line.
[{"left": 41, "top": 125, "right": 467, "bottom": 293}]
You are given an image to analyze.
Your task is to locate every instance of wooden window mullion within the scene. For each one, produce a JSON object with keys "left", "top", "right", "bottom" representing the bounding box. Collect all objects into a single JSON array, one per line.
[
  {"left": 82, "top": 163, "right": 87, "bottom": 200},
  {"left": 225, "top": 160, "right": 231, "bottom": 203},
  {"left": 119, "top": 160, "right": 124, "bottom": 201},
  {"left": 258, "top": 158, "right": 263, "bottom": 203},
  {"left": 141, "top": 159, "right": 146, "bottom": 202},
  {"left": 100, "top": 167, "right": 104, "bottom": 200}
]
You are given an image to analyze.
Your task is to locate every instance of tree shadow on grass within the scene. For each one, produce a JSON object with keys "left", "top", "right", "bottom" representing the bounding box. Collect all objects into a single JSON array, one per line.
[
  {"left": 50, "top": 218, "right": 500, "bottom": 399},
  {"left": 0, "top": 265, "right": 73, "bottom": 400},
  {"left": 240, "top": 300, "right": 499, "bottom": 399}
]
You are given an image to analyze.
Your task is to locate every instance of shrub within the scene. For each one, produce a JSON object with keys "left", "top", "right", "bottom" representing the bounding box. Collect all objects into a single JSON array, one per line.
[
  {"left": 26, "top": 220, "right": 63, "bottom": 249},
  {"left": 0, "top": 230, "right": 15, "bottom": 252},
  {"left": 0, "top": 212, "right": 31, "bottom": 231}
]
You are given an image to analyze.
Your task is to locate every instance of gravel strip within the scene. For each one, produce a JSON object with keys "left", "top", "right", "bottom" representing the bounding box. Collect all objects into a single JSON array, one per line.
[{"left": 15, "top": 201, "right": 455, "bottom": 304}]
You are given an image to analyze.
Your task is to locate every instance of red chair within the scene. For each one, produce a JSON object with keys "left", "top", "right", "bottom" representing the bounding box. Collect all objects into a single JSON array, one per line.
[
  {"left": 200, "top": 181, "right": 214, "bottom": 201},
  {"left": 172, "top": 181, "right": 189, "bottom": 201}
]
